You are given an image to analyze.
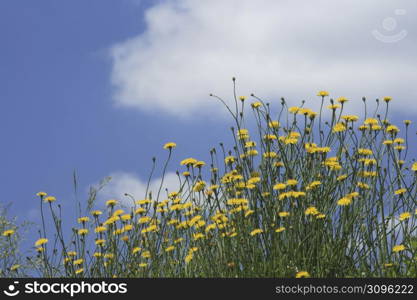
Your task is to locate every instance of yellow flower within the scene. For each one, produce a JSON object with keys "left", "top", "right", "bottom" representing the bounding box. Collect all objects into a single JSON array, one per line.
[
  {"left": 263, "top": 152, "right": 277, "bottom": 158},
  {"left": 364, "top": 118, "right": 378, "bottom": 126},
  {"left": 180, "top": 157, "right": 198, "bottom": 166},
  {"left": 404, "top": 120, "right": 411, "bottom": 125},
  {"left": 112, "top": 209, "right": 124, "bottom": 216},
  {"left": 305, "top": 207, "right": 319, "bottom": 216},
  {"left": 264, "top": 134, "right": 277, "bottom": 141},
  {"left": 273, "top": 183, "right": 286, "bottom": 190},
  {"left": 317, "top": 91, "right": 329, "bottom": 97},
  {"left": 411, "top": 162, "right": 417, "bottom": 172},
  {"left": 77, "top": 216, "right": 90, "bottom": 224},
  {"left": 163, "top": 142, "right": 176, "bottom": 150},
  {"left": 73, "top": 258, "right": 83, "bottom": 265},
  {"left": 94, "top": 226, "right": 107, "bottom": 233},
  {"left": 75, "top": 268, "right": 84, "bottom": 274},
  {"left": 288, "top": 106, "right": 300, "bottom": 114},
  {"left": 106, "top": 199, "right": 118, "bottom": 207},
  {"left": 138, "top": 216, "right": 152, "bottom": 224},
  {"left": 278, "top": 212, "right": 290, "bottom": 217},
  {"left": 333, "top": 122, "right": 346, "bottom": 133},
  {"left": 357, "top": 182, "right": 370, "bottom": 190},
  {"left": 358, "top": 148, "right": 373, "bottom": 156},
  {"left": 250, "top": 229, "right": 263, "bottom": 236},
  {"left": 36, "top": 192, "right": 47, "bottom": 197},
  {"left": 275, "top": 227, "right": 285, "bottom": 233},
  {"left": 268, "top": 121, "right": 280, "bottom": 128},
  {"left": 139, "top": 263, "right": 148, "bottom": 268},
  {"left": 394, "top": 188, "right": 407, "bottom": 195},
  {"left": 44, "top": 196, "right": 56, "bottom": 203},
  {"left": 67, "top": 251, "right": 77, "bottom": 256},
  {"left": 185, "top": 253, "right": 194, "bottom": 264},
  {"left": 399, "top": 212, "right": 411, "bottom": 221},
  {"left": 296, "top": 271, "right": 310, "bottom": 278},
  {"left": 386, "top": 125, "right": 400, "bottom": 133},
  {"left": 286, "top": 179, "right": 298, "bottom": 186},
  {"left": 136, "top": 199, "right": 152, "bottom": 205},
  {"left": 337, "top": 197, "right": 352, "bottom": 206},
  {"left": 337, "top": 97, "right": 348, "bottom": 104},
  {"left": 10, "top": 264, "right": 20, "bottom": 271},
  {"left": 306, "top": 181, "right": 321, "bottom": 190},
  {"left": 91, "top": 210, "right": 102, "bottom": 216},
  {"left": 327, "top": 104, "right": 341, "bottom": 110},
  {"left": 239, "top": 96, "right": 246, "bottom": 101},
  {"left": 316, "top": 214, "right": 326, "bottom": 219},
  {"left": 193, "top": 181, "right": 206, "bottom": 192},
  {"left": 392, "top": 245, "right": 405, "bottom": 253},
  {"left": 121, "top": 214, "right": 131, "bottom": 221},
  {"left": 2, "top": 229, "right": 15, "bottom": 237},
  {"left": 337, "top": 174, "right": 348, "bottom": 181},
  {"left": 78, "top": 229, "right": 89, "bottom": 236},
  {"left": 35, "top": 238, "right": 48, "bottom": 247},
  {"left": 251, "top": 101, "right": 262, "bottom": 108},
  {"left": 141, "top": 225, "right": 158, "bottom": 234},
  {"left": 341, "top": 115, "right": 359, "bottom": 122},
  {"left": 95, "top": 239, "right": 105, "bottom": 246},
  {"left": 383, "top": 96, "right": 392, "bottom": 103},
  {"left": 132, "top": 247, "right": 141, "bottom": 254},
  {"left": 244, "top": 210, "right": 254, "bottom": 217},
  {"left": 194, "top": 160, "right": 206, "bottom": 168},
  {"left": 165, "top": 246, "right": 175, "bottom": 252},
  {"left": 193, "top": 233, "right": 205, "bottom": 240},
  {"left": 134, "top": 207, "right": 146, "bottom": 215},
  {"left": 174, "top": 238, "right": 184, "bottom": 244},
  {"left": 142, "top": 251, "right": 151, "bottom": 258}
]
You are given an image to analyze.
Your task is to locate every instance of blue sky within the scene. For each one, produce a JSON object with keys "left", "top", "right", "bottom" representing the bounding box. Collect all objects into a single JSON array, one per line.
[
  {"left": 0, "top": 1, "right": 224, "bottom": 225},
  {"left": 1, "top": 0, "right": 416, "bottom": 252}
]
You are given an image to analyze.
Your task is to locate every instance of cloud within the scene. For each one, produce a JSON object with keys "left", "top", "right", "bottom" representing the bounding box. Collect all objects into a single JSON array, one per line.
[
  {"left": 96, "top": 171, "right": 180, "bottom": 206},
  {"left": 110, "top": 0, "right": 417, "bottom": 118}
]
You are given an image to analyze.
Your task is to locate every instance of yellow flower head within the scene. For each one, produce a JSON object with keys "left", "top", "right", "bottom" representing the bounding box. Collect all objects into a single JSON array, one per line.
[
  {"left": 275, "top": 227, "right": 286, "bottom": 233},
  {"left": 317, "top": 91, "right": 329, "bottom": 97},
  {"left": 296, "top": 271, "right": 310, "bottom": 278},
  {"left": 163, "top": 142, "right": 177, "bottom": 150},
  {"left": 305, "top": 207, "right": 319, "bottom": 216},
  {"left": 337, "top": 97, "right": 348, "bottom": 104},
  {"left": 180, "top": 157, "right": 198, "bottom": 167},
  {"left": 337, "top": 197, "right": 352, "bottom": 206},
  {"left": 77, "top": 216, "right": 90, "bottom": 224},
  {"left": 35, "top": 238, "right": 48, "bottom": 247},
  {"left": 36, "top": 192, "right": 47, "bottom": 197},
  {"left": 392, "top": 245, "right": 405, "bottom": 253},
  {"left": 399, "top": 212, "right": 411, "bottom": 221},
  {"left": 251, "top": 101, "right": 262, "bottom": 108},
  {"left": 44, "top": 196, "right": 56, "bottom": 203},
  {"left": 250, "top": 229, "right": 263, "bottom": 236},
  {"left": 106, "top": 199, "right": 118, "bottom": 207},
  {"left": 91, "top": 210, "right": 102, "bottom": 216},
  {"left": 273, "top": 183, "right": 286, "bottom": 190},
  {"left": 2, "top": 229, "right": 15, "bottom": 237},
  {"left": 78, "top": 229, "right": 89, "bottom": 236}
]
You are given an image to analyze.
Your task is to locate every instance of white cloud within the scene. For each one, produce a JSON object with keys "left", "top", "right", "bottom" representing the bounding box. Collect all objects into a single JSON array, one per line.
[
  {"left": 97, "top": 171, "right": 180, "bottom": 206},
  {"left": 110, "top": 0, "right": 417, "bottom": 118}
]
